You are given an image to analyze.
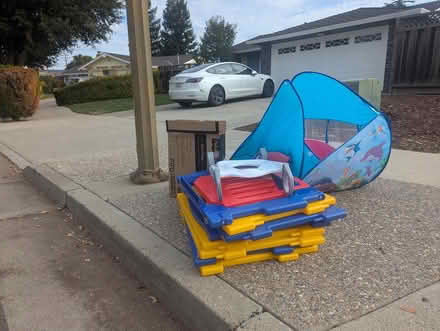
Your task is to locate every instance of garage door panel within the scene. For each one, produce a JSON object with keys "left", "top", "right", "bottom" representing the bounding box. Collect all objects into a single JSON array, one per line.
[{"left": 271, "top": 25, "right": 389, "bottom": 88}]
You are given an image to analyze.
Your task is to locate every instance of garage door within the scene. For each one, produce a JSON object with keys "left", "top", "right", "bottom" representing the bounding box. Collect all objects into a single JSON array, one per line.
[{"left": 271, "top": 25, "right": 389, "bottom": 89}]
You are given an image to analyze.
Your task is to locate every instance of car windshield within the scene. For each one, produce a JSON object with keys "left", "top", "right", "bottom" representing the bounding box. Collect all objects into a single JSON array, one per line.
[{"left": 181, "top": 63, "right": 213, "bottom": 73}]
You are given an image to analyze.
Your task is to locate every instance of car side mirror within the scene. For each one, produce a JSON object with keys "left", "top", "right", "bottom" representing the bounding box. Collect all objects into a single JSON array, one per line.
[{"left": 251, "top": 70, "right": 258, "bottom": 75}]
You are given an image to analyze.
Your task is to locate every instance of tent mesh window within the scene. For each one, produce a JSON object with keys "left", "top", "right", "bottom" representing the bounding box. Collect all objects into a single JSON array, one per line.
[{"left": 305, "top": 119, "right": 358, "bottom": 148}]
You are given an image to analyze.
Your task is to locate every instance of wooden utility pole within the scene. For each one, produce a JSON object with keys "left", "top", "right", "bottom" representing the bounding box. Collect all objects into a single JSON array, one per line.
[{"left": 126, "top": 0, "right": 168, "bottom": 184}]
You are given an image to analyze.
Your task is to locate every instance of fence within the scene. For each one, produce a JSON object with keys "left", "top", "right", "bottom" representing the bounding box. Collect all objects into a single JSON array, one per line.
[
  {"left": 157, "top": 64, "right": 196, "bottom": 93},
  {"left": 392, "top": 12, "right": 440, "bottom": 89}
]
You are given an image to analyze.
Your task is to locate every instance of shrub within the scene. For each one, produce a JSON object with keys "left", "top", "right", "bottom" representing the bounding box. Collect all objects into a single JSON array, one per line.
[
  {"left": 40, "top": 75, "right": 64, "bottom": 94},
  {"left": 54, "top": 75, "right": 133, "bottom": 106},
  {"left": 0, "top": 66, "right": 40, "bottom": 120}
]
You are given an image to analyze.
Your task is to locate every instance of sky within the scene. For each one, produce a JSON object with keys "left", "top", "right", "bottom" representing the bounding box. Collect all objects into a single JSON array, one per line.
[{"left": 53, "top": 0, "right": 431, "bottom": 69}]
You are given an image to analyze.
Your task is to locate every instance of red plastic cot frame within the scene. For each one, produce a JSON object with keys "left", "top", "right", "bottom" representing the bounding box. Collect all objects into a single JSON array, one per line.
[{"left": 193, "top": 175, "right": 309, "bottom": 207}]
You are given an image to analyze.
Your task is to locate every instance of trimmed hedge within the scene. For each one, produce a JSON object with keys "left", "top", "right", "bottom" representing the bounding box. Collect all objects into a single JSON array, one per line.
[
  {"left": 54, "top": 75, "right": 132, "bottom": 106},
  {"left": 0, "top": 66, "right": 40, "bottom": 120}
]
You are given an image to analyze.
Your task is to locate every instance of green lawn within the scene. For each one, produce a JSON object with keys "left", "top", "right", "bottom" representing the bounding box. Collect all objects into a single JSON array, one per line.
[{"left": 67, "top": 95, "right": 174, "bottom": 115}]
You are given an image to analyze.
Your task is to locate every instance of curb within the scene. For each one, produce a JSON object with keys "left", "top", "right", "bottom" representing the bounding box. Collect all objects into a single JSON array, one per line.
[
  {"left": 0, "top": 143, "right": 31, "bottom": 170},
  {"left": 23, "top": 164, "right": 82, "bottom": 207},
  {"left": 16, "top": 158, "right": 293, "bottom": 330}
]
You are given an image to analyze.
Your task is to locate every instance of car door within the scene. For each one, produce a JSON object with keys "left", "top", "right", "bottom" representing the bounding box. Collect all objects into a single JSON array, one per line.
[
  {"left": 207, "top": 64, "right": 237, "bottom": 98},
  {"left": 231, "top": 64, "right": 262, "bottom": 96}
]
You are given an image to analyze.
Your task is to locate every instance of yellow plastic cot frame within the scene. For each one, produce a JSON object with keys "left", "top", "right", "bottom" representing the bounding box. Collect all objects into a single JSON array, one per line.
[
  {"left": 177, "top": 193, "right": 326, "bottom": 261},
  {"left": 199, "top": 245, "right": 320, "bottom": 276},
  {"left": 222, "top": 193, "right": 336, "bottom": 235}
]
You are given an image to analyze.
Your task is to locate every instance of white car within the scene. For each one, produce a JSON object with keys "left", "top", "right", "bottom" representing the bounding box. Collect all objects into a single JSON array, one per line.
[{"left": 168, "top": 62, "right": 275, "bottom": 108}]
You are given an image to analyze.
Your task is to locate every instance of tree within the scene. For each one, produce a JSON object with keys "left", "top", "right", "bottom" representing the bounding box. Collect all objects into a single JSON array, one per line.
[
  {"left": 148, "top": 1, "right": 161, "bottom": 55},
  {"left": 65, "top": 55, "right": 93, "bottom": 70},
  {"left": 384, "top": 0, "right": 414, "bottom": 8},
  {"left": 0, "top": 0, "right": 123, "bottom": 68},
  {"left": 160, "top": 0, "right": 197, "bottom": 56},
  {"left": 199, "top": 16, "right": 237, "bottom": 63}
]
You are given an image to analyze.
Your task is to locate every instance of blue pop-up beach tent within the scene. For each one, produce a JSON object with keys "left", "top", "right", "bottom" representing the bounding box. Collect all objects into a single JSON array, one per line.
[{"left": 232, "top": 72, "right": 391, "bottom": 192}]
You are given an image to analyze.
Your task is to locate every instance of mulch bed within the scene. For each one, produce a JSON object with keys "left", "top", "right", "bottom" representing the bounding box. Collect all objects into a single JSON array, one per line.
[
  {"left": 381, "top": 95, "right": 440, "bottom": 153},
  {"left": 235, "top": 95, "right": 440, "bottom": 153}
]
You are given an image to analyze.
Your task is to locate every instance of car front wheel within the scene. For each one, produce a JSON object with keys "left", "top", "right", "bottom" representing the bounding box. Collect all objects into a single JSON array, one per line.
[{"left": 208, "top": 85, "right": 225, "bottom": 107}]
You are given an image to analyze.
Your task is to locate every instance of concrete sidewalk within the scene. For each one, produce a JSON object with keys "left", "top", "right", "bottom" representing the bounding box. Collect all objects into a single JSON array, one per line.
[
  {"left": 1, "top": 98, "right": 439, "bottom": 330},
  {"left": 0, "top": 154, "right": 187, "bottom": 331}
]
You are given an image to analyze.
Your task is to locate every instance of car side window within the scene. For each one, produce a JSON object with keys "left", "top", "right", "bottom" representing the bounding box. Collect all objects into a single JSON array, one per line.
[
  {"left": 207, "top": 64, "right": 234, "bottom": 75},
  {"left": 232, "top": 64, "right": 252, "bottom": 75}
]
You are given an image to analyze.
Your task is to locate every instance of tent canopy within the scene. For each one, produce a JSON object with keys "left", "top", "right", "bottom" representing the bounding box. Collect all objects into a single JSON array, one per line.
[
  {"left": 292, "top": 72, "right": 378, "bottom": 125},
  {"left": 231, "top": 80, "right": 304, "bottom": 176},
  {"left": 232, "top": 72, "right": 391, "bottom": 192}
]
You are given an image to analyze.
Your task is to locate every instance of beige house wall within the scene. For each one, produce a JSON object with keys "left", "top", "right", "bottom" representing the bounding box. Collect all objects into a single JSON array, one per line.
[{"left": 87, "top": 57, "right": 131, "bottom": 77}]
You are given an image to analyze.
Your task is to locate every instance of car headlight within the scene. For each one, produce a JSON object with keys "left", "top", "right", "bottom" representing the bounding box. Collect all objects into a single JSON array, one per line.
[{"left": 186, "top": 77, "right": 204, "bottom": 83}]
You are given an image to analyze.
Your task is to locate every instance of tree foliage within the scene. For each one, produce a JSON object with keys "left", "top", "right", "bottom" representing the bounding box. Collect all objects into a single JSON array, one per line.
[
  {"left": 0, "top": 0, "right": 123, "bottom": 67},
  {"left": 148, "top": 1, "right": 161, "bottom": 55},
  {"left": 160, "top": 0, "right": 197, "bottom": 56},
  {"left": 199, "top": 16, "right": 237, "bottom": 63},
  {"left": 65, "top": 55, "right": 93, "bottom": 70},
  {"left": 384, "top": 0, "right": 415, "bottom": 8}
]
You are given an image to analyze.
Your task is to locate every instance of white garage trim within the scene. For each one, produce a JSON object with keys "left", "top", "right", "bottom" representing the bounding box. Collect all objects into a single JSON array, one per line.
[{"left": 270, "top": 25, "right": 389, "bottom": 88}]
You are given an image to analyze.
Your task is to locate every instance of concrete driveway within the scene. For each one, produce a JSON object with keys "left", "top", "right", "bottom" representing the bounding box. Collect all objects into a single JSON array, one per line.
[{"left": 0, "top": 98, "right": 270, "bottom": 185}]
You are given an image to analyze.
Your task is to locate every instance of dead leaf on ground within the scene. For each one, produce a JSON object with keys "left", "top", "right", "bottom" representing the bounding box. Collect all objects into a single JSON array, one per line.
[
  {"left": 148, "top": 296, "right": 159, "bottom": 303},
  {"left": 400, "top": 306, "right": 416, "bottom": 314}
]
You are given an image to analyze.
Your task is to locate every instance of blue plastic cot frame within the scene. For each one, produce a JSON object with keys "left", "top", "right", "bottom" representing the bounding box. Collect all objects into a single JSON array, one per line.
[
  {"left": 185, "top": 193, "right": 346, "bottom": 242},
  {"left": 178, "top": 170, "right": 325, "bottom": 229}
]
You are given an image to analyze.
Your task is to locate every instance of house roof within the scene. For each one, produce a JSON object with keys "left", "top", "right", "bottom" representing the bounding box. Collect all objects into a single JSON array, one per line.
[
  {"left": 254, "top": 7, "right": 403, "bottom": 42},
  {"left": 239, "top": 1, "right": 438, "bottom": 46},
  {"left": 79, "top": 52, "right": 130, "bottom": 70},
  {"left": 62, "top": 65, "right": 88, "bottom": 75},
  {"left": 101, "top": 52, "right": 131, "bottom": 63},
  {"left": 231, "top": 40, "right": 262, "bottom": 54}
]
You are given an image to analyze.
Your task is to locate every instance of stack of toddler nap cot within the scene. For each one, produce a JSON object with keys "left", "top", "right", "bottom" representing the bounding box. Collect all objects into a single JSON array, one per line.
[{"left": 176, "top": 159, "right": 346, "bottom": 276}]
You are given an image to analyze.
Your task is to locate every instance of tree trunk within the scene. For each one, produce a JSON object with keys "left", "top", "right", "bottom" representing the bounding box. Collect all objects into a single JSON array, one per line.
[
  {"left": 6, "top": 53, "right": 15, "bottom": 65},
  {"left": 16, "top": 51, "right": 27, "bottom": 66}
]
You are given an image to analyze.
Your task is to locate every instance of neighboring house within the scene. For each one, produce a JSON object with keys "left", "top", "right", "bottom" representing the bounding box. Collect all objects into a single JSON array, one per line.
[
  {"left": 40, "top": 69, "right": 64, "bottom": 78},
  {"left": 83, "top": 52, "right": 131, "bottom": 78},
  {"left": 80, "top": 52, "right": 196, "bottom": 78},
  {"left": 59, "top": 52, "right": 196, "bottom": 85},
  {"left": 61, "top": 66, "right": 89, "bottom": 85},
  {"left": 233, "top": 1, "right": 440, "bottom": 92}
]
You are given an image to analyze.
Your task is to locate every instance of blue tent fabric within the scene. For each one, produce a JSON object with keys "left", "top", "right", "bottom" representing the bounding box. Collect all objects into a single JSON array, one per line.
[
  {"left": 231, "top": 80, "right": 305, "bottom": 176},
  {"left": 292, "top": 72, "right": 378, "bottom": 125},
  {"left": 302, "top": 144, "right": 320, "bottom": 177},
  {"left": 232, "top": 72, "right": 392, "bottom": 192}
]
